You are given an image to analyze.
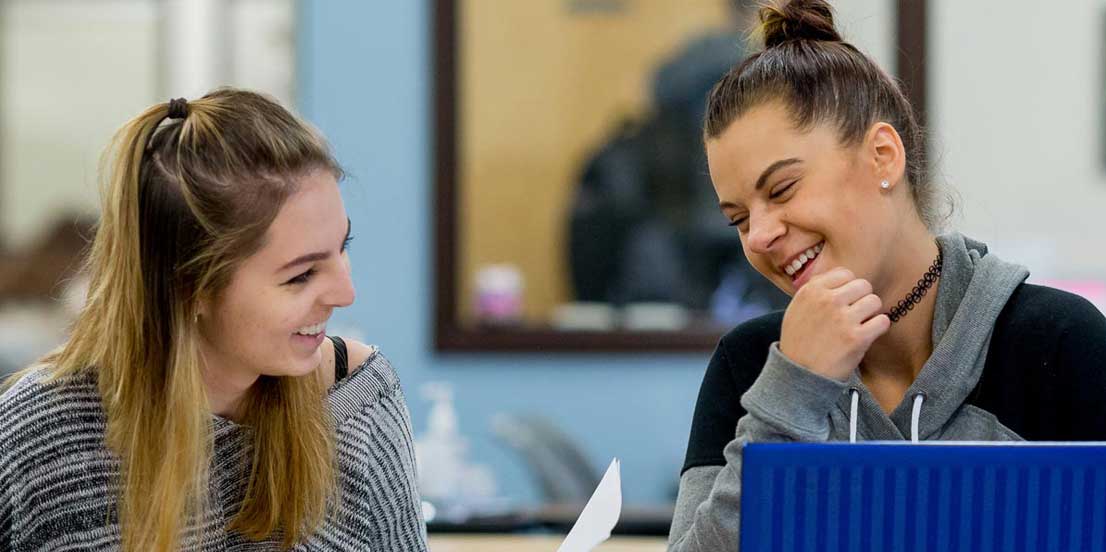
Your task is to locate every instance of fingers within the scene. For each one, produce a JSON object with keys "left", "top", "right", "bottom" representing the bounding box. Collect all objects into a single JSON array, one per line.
[
  {"left": 810, "top": 267, "right": 855, "bottom": 290},
  {"left": 832, "top": 278, "right": 873, "bottom": 305},
  {"left": 857, "top": 313, "right": 892, "bottom": 344},
  {"left": 847, "top": 293, "right": 883, "bottom": 323}
]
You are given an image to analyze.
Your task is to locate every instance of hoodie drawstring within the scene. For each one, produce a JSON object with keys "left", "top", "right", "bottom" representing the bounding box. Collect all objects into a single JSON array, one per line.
[
  {"left": 910, "top": 393, "right": 926, "bottom": 443},
  {"left": 848, "top": 388, "right": 860, "bottom": 443},
  {"left": 848, "top": 389, "right": 926, "bottom": 443}
]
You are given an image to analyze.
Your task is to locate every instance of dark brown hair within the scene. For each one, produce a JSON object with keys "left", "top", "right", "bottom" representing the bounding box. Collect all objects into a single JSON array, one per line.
[{"left": 705, "top": 0, "right": 943, "bottom": 228}]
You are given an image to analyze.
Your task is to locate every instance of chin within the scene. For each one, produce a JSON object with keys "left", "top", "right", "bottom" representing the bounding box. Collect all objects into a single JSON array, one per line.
[
  {"left": 291, "top": 350, "right": 324, "bottom": 377},
  {"left": 285, "top": 361, "right": 321, "bottom": 378},
  {"left": 262, "top": 349, "right": 323, "bottom": 378}
]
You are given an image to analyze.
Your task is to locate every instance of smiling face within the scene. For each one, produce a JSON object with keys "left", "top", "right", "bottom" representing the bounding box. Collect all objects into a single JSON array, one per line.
[
  {"left": 706, "top": 101, "right": 906, "bottom": 296},
  {"left": 197, "top": 168, "right": 355, "bottom": 380}
]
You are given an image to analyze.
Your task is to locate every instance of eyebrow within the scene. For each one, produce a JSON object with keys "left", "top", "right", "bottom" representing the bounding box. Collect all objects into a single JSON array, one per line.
[
  {"left": 718, "top": 157, "right": 803, "bottom": 209},
  {"left": 278, "top": 218, "right": 352, "bottom": 272}
]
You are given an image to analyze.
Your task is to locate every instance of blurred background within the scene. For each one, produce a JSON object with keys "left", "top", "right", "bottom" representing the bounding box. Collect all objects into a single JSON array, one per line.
[{"left": 2, "top": 0, "right": 1105, "bottom": 542}]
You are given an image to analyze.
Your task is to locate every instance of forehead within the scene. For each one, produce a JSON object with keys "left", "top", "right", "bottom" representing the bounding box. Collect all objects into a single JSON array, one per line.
[
  {"left": 707, "top": 103, "right": 842, "bottom": 190},
  {"left": 258, "top": 170, "right": 345, "bottom": 258}
]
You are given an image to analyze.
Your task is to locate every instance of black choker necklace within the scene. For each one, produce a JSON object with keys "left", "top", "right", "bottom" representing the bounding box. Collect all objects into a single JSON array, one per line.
[{"left": 886, "top": 247, "right": 943, "bottom": 323}]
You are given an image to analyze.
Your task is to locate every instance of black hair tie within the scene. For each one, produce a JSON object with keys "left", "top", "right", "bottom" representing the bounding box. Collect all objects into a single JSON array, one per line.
[{"left": 167, "top": 98, "right": 189, "bottom": 120}]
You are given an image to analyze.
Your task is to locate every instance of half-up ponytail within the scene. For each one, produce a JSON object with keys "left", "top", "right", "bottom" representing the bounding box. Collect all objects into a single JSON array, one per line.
[
  {"left": 23, "top": 88, "right": 342, "bottom": 550},
  {"left": 35, "top": 99, "right": 216, "bottom": 551}
]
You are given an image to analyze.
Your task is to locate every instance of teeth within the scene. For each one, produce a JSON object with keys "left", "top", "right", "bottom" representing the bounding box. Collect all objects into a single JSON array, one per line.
[
  {"left": 295, "top": 322, "right": 326, "bottom": 336},
  {"left": 784, "top": 242, "right": 824, "bottom": 277}
]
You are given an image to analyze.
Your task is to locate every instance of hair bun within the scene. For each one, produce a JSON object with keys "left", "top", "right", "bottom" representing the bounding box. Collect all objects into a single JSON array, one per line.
[{"left": 759, "top": 0, "right": 841, "bottom": 48}]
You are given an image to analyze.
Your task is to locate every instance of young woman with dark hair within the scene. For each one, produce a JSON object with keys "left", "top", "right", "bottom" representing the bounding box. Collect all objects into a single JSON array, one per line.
[{"left": 669, "top": 1, "right": 1106, "bottom": 549}]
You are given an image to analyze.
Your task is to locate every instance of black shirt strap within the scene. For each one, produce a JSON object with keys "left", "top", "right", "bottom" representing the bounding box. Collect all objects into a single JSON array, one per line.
[{"left": 329, "top": 335, "right": 349, "bottom": 382}]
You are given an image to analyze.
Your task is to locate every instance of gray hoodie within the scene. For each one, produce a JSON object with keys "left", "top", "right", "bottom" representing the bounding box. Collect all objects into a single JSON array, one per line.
[{"left": 668, "top": 233, "right": 1031, "bottom": 551}]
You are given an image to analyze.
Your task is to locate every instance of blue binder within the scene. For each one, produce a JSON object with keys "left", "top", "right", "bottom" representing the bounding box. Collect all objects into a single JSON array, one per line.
[{"left": 740, "top": 443, "right": 1106, "bottom": 552}]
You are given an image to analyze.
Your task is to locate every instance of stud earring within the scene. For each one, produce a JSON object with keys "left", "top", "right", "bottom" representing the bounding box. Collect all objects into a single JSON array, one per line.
[{"left": 880, "top": 180, "right": 891, "bottom": 190}]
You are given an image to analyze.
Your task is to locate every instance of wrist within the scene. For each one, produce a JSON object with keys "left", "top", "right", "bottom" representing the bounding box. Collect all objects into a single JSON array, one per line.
[{"left": 740, "top": 343, "right": 850, "bottom": 440}]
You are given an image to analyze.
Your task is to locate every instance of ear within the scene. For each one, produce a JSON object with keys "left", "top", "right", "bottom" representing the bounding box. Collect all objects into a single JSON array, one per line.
[
  {"left": 193, "top": 294, "right": 212, "bottom": 323},
  {"left": 864, "top": 122, "right": 906, "bottom": 188}
]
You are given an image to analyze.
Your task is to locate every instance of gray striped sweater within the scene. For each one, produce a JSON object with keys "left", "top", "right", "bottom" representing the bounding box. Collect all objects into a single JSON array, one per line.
[{"left": 0, "top": 349, "right": 428, "bottom": 551}]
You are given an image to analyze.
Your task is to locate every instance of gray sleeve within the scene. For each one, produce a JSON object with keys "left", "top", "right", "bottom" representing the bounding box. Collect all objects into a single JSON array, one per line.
[
  {"left": 343, "top": 355, "right": 429, "bottom": 552},
  {"left": 378, "top": 383, "right": 429, "bottom": 551},
  {"left": 667, "top": 343, "right": 847, "bottom": 551},
  {"left": 668, "top": 465, "right": 721, "bottom": 547},
  {"left": 0, "top": 465, "right": 11, "bottom": 550},
  {"left": 0, "top": 386, "right": 20, "bottom": 550}
]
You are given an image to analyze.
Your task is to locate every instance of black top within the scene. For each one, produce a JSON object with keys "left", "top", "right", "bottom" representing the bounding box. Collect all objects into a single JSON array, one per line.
[
  {"left": 682, "top": 283, "right": 1106, "bottom": 474},
  {"left": 329, "top": 335, "right": 349, "bottom": 382}
]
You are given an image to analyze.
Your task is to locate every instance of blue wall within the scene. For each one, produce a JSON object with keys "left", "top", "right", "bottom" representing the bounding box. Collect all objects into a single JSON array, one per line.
[{"left": 298, "top": 0, "right": 711, "bottom": 504}]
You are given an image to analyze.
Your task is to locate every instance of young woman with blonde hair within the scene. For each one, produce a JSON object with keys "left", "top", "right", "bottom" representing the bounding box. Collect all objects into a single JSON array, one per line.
[{"left": 0, "top": 89, "right": 427, "bottom": 550}]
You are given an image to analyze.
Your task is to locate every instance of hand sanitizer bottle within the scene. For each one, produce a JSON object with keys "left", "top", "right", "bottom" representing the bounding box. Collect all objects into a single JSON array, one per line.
[{"left": 415, "top": 382, "right": 466, "bottom": 518}]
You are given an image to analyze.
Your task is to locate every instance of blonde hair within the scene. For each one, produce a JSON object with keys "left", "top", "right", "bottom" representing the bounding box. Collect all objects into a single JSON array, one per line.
[{"left": 15, "top": 88, "right": 343, "bottom": 550}]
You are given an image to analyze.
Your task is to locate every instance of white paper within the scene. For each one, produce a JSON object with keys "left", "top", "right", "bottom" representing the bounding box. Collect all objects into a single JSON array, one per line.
[{"left": 556, "top": 458, "right": 622, "bottom": 552}]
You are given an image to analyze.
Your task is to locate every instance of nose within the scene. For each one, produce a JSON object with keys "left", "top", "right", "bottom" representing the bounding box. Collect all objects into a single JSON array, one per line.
[
  {"left": 745, "top": 209, "right": 786, "bottom": 255},
  {"left": 322, "top": 259, "right": 356, "bottom": 308}
]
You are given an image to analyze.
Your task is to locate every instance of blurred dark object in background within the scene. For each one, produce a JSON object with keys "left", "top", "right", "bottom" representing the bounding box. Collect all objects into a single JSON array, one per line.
[
  {"left": 566, "top": 28, "right": 789, "bottom": 322},
  {"left": 493, "top": 413, "right": 601, "bottom": 503},
  {"left": 0, "top": 215, "right": 96, "bottom": 378},
  {"left": 0, "top": 215, "right": 95, "bottom": 305}
]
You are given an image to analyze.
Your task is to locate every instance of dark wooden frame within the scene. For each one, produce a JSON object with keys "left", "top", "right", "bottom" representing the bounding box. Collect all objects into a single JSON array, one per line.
[{"left": 434, "top": 0, "right": 928, "bottom": 352}]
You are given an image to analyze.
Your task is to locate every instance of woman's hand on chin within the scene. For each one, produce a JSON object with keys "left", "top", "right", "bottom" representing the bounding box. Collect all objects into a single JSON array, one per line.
[{"left": 779, "top": 267, "right": 891, "bottom": 381}]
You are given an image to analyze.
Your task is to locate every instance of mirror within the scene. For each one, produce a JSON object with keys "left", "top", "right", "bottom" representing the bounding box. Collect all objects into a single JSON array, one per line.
[{"left": 435, "top": 0, "right": 926, "bottom": 351}]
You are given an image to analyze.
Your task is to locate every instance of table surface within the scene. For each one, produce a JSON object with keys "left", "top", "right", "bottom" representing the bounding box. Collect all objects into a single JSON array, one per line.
[{"left": 428, "top": 534, "right": 667, "bottom": 551}]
